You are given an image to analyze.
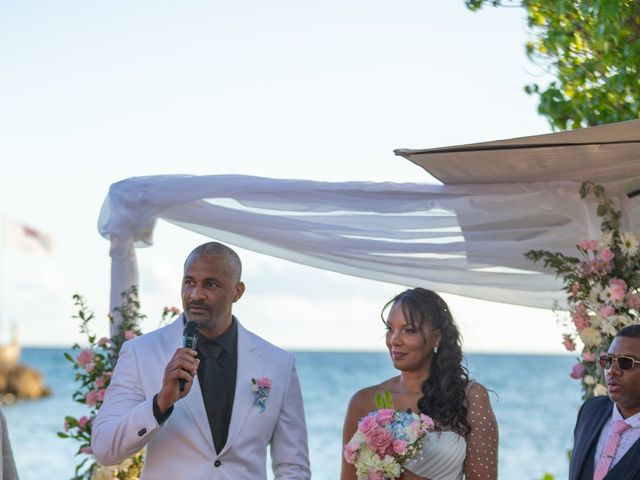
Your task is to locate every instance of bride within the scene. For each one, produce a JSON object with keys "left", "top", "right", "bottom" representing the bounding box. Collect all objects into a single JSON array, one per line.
[{"left": 340, "top": 288, "right": 498, "bottom": 480}]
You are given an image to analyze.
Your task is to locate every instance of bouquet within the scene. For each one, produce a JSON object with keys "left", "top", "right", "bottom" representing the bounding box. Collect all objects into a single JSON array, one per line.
[
  {"left": 343, "top": 392, "right": 434, "bottom": 480},
  {"left": 526, "top": 182, "right": 640, "bottom": 400}
]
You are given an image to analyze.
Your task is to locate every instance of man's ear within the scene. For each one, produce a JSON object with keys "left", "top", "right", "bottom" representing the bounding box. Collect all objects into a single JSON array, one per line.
[{"left": 233, "top": 282, "right": 246, "bottom": 302}]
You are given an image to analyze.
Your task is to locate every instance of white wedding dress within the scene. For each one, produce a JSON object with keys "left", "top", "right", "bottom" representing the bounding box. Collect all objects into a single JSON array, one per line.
[
  {"left": 405, "top": 430, "right": 466, "bottom": 479},
  {"left": 404, "top": 382, "right": 498, "bottom": 480}
]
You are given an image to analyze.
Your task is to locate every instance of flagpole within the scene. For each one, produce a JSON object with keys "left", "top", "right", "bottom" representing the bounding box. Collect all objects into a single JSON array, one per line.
[{"left": 0, "top": 213, "right": 5, "bottom": 340}]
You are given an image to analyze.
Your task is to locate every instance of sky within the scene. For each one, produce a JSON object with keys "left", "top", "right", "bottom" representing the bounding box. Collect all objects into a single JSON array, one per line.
[{"left": 0, "top": 0, "right": 567, "bottom": 352}]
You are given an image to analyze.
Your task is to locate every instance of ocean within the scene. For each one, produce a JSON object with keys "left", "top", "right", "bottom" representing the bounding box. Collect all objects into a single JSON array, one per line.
[{"left": 3, "top": 348, "right": 580, "bottom": 479}]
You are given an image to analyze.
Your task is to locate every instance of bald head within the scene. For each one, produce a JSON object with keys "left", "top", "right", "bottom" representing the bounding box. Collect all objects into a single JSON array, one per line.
[{"left": 184, "top": 242, "right": 242, "bottom": 282}]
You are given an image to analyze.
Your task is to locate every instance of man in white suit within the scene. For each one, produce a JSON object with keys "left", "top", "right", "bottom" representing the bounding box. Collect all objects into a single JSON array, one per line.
[{"left": 92, "top": 242, "right": 311, "bottom": 479}]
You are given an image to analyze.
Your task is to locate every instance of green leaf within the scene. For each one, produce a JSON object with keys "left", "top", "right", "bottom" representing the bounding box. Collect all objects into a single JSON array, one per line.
[{"left": 374, "top": 391, "right": 395, "bottom": 409}]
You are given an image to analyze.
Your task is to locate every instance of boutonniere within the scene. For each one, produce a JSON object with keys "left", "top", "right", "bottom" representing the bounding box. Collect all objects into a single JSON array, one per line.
[{"left": 251, "top": 377, "right": 272, "bottom": 412}]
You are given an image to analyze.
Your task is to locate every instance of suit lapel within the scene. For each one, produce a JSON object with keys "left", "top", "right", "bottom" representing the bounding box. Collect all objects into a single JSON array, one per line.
[
  {"left": 606, "top": 436, "right": 640, "bottom": 479},
  {"left": 574, "top": 399, "right": 612, "bottom": 480},
  {"left": 162, "top": 316, "right": 215, "bottom": 452},
  {"left": 220, "top": 322, "right": 264, "bottom": 454}
]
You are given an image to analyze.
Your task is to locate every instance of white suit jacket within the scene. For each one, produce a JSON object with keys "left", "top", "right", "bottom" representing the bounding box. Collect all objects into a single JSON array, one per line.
[{"left": 91, "top": 317, "right": 311, "bottom": 479}]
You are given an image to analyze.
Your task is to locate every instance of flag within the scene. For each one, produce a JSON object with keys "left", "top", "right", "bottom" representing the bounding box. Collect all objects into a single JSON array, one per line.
[{"left": 3, "top": 216, "right": 53, "bottom": 253}]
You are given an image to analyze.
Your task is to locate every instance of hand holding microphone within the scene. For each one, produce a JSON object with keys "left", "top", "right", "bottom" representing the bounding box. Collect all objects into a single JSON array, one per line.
[{"left": 179, "top": 321, "right": 200, "bottom": 391}]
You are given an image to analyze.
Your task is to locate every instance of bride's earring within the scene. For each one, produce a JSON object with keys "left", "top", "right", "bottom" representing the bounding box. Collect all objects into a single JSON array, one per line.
[{"left": 433, "top": 346, "right": 438, "bottom": 354}]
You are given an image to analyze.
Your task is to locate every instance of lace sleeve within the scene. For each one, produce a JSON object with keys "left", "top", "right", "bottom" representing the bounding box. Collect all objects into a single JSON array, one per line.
[{"left": 464, "top": 382, "right": 498, "bottom": 480}]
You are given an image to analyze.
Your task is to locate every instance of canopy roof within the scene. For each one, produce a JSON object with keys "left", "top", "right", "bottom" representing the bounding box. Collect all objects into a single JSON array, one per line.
[
  {"left": 100, "top": 121, "right": 640, "bottom": 331},
  {"left": 395, "top": 119, "right": 640, "bottom": 197}
]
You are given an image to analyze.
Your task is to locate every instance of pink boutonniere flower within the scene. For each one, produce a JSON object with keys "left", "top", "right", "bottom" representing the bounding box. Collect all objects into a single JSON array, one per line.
[{"left": 251, "top": 377, "right": 272, "bottom": 412}]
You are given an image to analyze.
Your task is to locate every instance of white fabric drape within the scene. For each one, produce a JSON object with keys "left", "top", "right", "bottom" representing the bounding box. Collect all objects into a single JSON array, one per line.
[{"left": 98, "top": 174, "right": 634, "bottom": 331}]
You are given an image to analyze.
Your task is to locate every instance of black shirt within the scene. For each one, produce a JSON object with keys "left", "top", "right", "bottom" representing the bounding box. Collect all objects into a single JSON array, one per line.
[{"left": 196, "top": 318, "right": 238, "bottom": 454}]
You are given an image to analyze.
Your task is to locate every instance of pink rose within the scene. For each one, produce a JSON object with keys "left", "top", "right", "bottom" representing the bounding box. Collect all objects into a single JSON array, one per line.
[
  {"left": 599, "top": 305, "right": 615, "bottom": 317},
  {"left": 578, "top": 240, "right": 590, "bottom": 250},
  {"left": 124, "top": 330, "right": 137, "bottom": 340},
  {"left": 610, "top": 285, "right": 626, "bottom": 302},
  {"left": 256, "top": 377, "right": 272, "bottom": 389},
  {"left": 599, "top": 248, "right": 614, "bottom": 262},
  {"left": 627, "top": 293, "right": 640, "bottom": 309},
  {"left": 562, "top": 334, "right": 576, "bottom": 352},
  {"left": 366, "top": 428, "right": 393, "bottom": 457},
  {"left": 572, "top": 306, "right": 590, "bottom": 332},
  {"left": 78, "top": 416, "right": 89, "bottom": 428},
  {"left": 570, "top": 363, "right": 586, "bottom": 379},
  {"left": 358, "top": 415, "right": 379, "bottom": 435},
  {"left": 420, "top": 414, "right": 435, "bottom": 431},
  {"left": 97, "top": 389, "right": 106, "bottom": 402},
  {"left": 63, "top": 420, "right": 69, "bottom": 432},
  {"left": 583, "top": 351, "right": 595, "bottom": 362},
  {"left": 610, "top": 278, "right": 627, "bottom": 291},
  {"left": 586, "top": 240, "right": 599, "bottom": 251},
  {"left": 84, "top": 361, "right": 95, "bottom": 373},
  {"left": 392, "top": 439, "right": 408, "bottom": 455},
  {"left": 96, "top": 377, "right": 105, "bottom": 388},
  {"left": 343, "top": 443, "right": 358, "bottom": 463},
  {"left": 80, "top": 446, "right": 93, "bottom": 455},
  {"left": 86, "top": 390, "right": 99, "bottom": 407},
  {"left": 370, "top": 473, "right": 384, "bottom": 480},
  {"left": 76, "top": 349, "right": 94, "bottom": 368},
  {"left": 376, "top": 409, "right": 395, "bottom": 426}
]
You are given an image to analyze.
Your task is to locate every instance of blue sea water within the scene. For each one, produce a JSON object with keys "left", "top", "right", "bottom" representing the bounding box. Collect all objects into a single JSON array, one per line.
[{"left": 3, "top": 348, "right": 580, "bottom": 479}]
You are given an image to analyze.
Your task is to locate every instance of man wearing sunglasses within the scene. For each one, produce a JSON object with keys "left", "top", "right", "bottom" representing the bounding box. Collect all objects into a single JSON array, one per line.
[{"left": 569, "top": 324, "right": 640, "bottom": 480}]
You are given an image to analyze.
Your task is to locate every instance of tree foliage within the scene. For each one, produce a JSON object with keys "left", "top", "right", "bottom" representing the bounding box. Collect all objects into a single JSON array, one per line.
[{"left": 465, "top": 0, "right": 640, "bottom": 130}]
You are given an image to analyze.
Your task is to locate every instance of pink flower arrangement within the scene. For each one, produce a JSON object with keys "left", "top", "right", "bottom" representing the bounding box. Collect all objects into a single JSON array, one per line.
[
  {"left": 344, "top": 405, "right": 434, "bottom": 479},
  {"left": 59, "top": 287, "right": 145, "bottom": 480},
  {"left": 527, "top": 182, "right": 640, "bottom": 400}
]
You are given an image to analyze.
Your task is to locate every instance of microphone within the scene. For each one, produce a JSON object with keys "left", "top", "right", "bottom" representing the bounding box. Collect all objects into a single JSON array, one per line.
[{"left": 179, "top": 321, "right": 199, "bottom": 392}]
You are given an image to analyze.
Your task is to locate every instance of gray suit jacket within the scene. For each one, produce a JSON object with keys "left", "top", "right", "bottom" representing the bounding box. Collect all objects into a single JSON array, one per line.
[
  {"left": 569, "top": 396, "right": 640, "bottom": 480},
  {"left": 0, "top": 407, "right": 18, "bottom": 480},
  {"left": 92, "top": 316, "right": 310, "bottom": 479}
]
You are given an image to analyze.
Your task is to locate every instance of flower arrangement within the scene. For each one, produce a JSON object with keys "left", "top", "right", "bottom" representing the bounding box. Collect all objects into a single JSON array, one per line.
[
  {"left": 343, "top": 391, "right": 434, "bottom": 480},
  {"left": 251, "top": 377, "right": 272, "bottom": 412},
  {"left": 58, "top": 286, "right": 181, "bottom": 480},
  {"left": 526, "top": 182, "right": 640, "bottom": 400}
]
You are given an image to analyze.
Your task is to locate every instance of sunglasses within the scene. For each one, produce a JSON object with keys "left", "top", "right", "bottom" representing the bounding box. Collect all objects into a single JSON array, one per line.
[{"left": 598, "top": 352, "right": 640, "bottom": 371}]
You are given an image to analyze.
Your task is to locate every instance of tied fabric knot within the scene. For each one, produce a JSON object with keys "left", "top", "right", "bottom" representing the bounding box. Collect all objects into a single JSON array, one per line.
[{"left": 593, "top": 420, "right": 631, "bottom": 480}]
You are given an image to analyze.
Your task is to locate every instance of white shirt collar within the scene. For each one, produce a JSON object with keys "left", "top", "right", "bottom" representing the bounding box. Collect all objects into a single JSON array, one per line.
[{"left": 612, "top": 403, "right": 640, "bottom": 428}]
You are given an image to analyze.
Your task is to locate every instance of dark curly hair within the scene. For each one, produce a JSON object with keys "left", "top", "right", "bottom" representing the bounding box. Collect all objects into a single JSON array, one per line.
[{"left": 382, "top": 287, "right": 470, "bottom": 435}]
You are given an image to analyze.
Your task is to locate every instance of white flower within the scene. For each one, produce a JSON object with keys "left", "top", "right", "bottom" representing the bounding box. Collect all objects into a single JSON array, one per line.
[
  {"left": 613, "top": 314, "right": 633, "bottom": 326},
  {"left": 579, "top": 327, "right": 603, "bottom": 347},
  {"left": 589, "top": 286, "right": 603, "bottom": 305},
  {"left": 600, "top": 322, "right": 618, "bottom": 337},
  {"left": 621, "top": 232, "right": 639, "bottom": 256},
  {"left": 119, "top": 457, "right": 133, "bottom": 471},
  {"left": 91, "top": 465, "right": 118, "bottom": 480},
  {"left": 583, "top": 375, "right": 596, "bottom": 385},
  {"left": 593, "top": 384, "right": 608, "bottom": 396},
  {"left": 590, "top": 314, "right": 605, "bottom": 329},
  {"left": 600, "top": 231, "right": 613, "bottom": 248},
  {"left": 599, "top": 287, "right": 614, "bottom": 303}
]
